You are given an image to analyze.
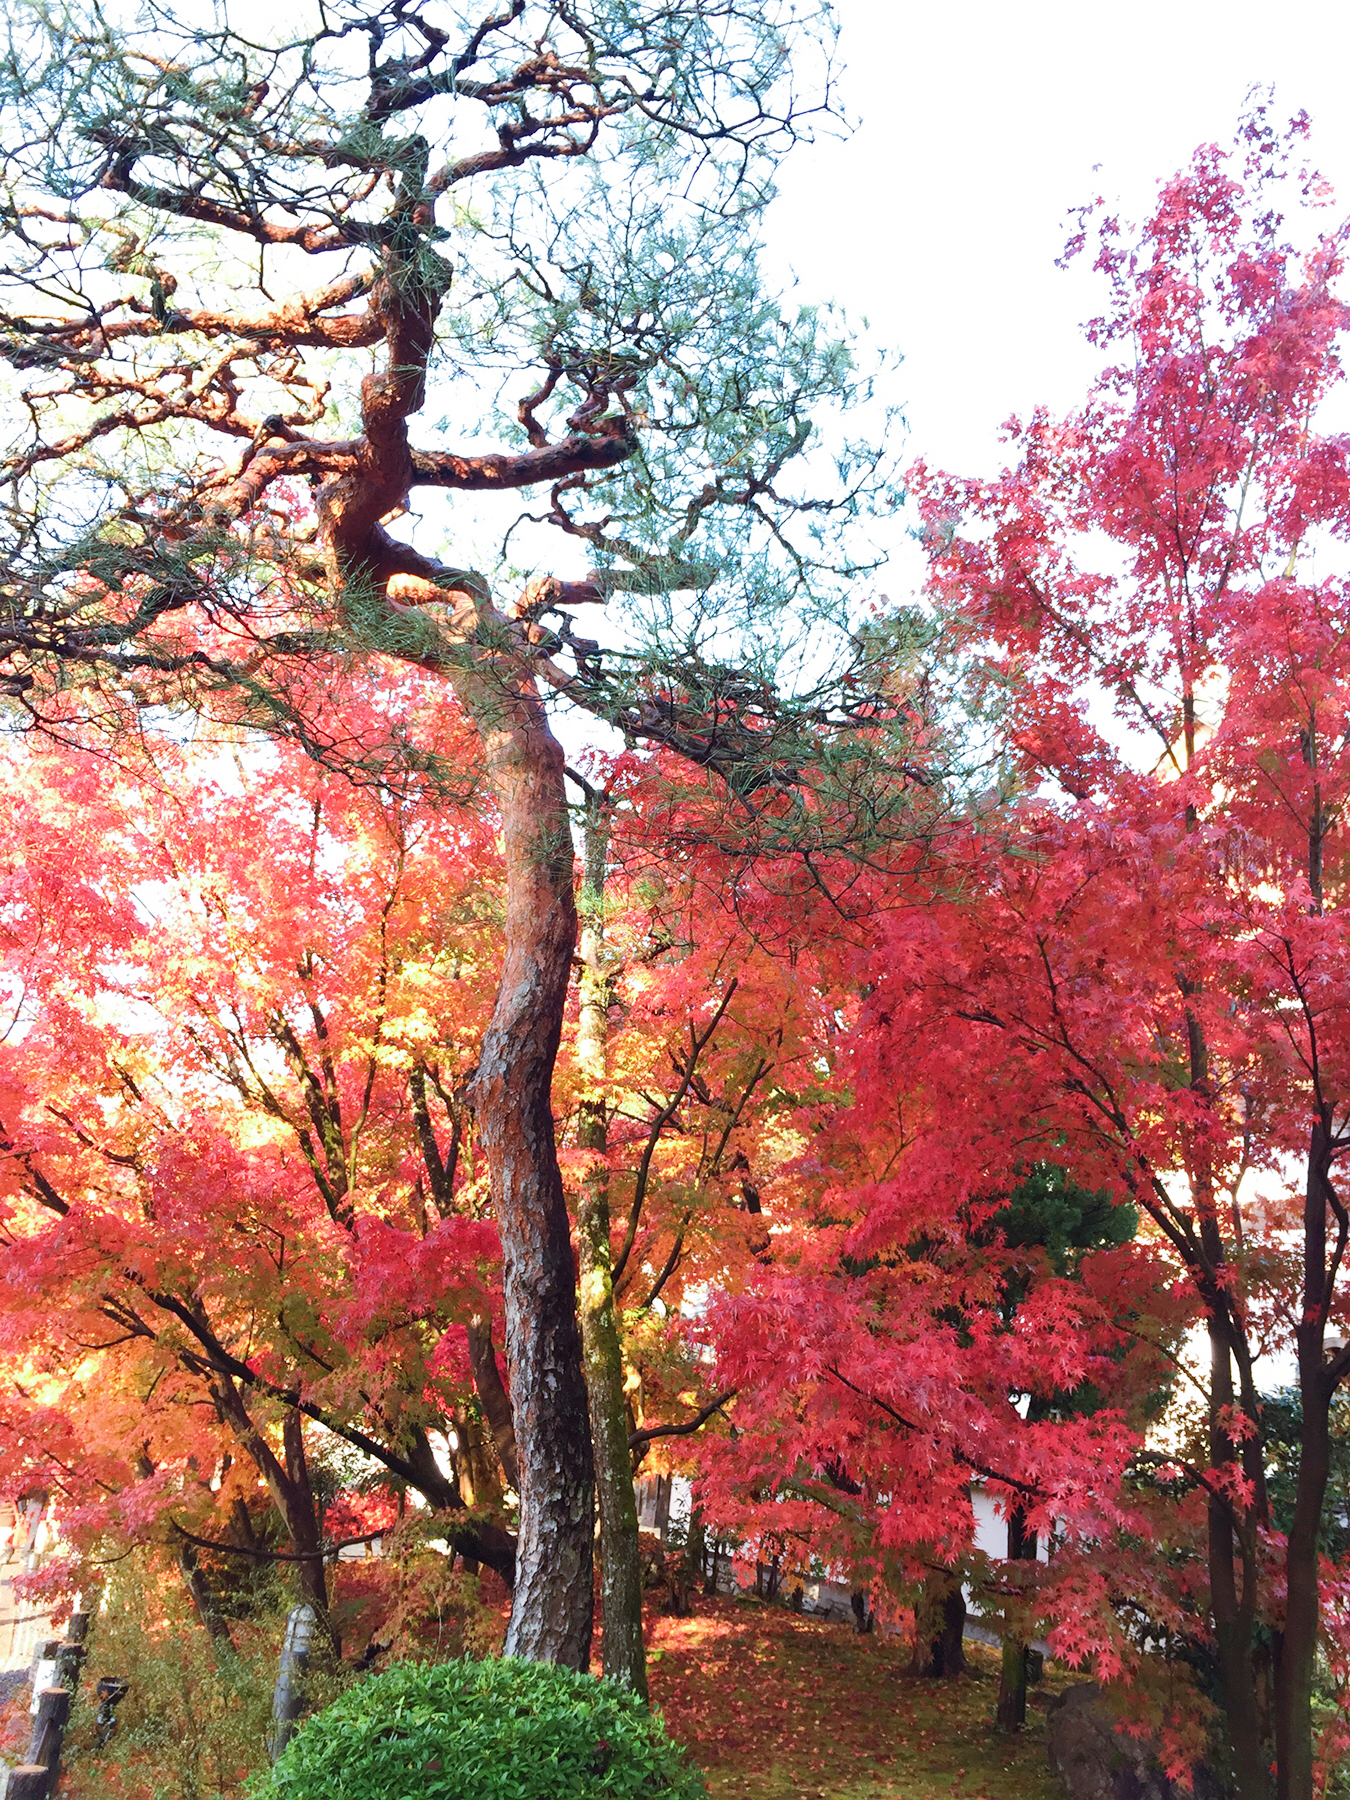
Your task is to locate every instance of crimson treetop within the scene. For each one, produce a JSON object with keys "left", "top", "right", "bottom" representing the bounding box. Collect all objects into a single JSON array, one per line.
[{"left": 905, "top": 109, "right": 1350, "bottom": 1800}]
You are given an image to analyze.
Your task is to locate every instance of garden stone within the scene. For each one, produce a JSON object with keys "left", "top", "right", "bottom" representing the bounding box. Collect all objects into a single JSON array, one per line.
[{"left": 1047, "top": 1684, "right": 1223, "bottom": 1800}]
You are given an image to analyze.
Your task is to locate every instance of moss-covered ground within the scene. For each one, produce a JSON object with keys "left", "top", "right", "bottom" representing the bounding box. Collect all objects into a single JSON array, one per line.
[{"left": 642, "top": 1596, "right": 1068, "bottom": 1800}]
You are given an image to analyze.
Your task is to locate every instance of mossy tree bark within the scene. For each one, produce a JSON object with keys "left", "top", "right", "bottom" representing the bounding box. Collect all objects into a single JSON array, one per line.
[{"left": 576, "top": 793, "right": 648, "bottom": 1699}]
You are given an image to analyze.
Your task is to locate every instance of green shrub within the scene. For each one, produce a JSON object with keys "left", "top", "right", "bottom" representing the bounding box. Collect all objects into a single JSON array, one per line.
[{"left": 248, "top": 1656, "right": 707, "bottom": 1800}]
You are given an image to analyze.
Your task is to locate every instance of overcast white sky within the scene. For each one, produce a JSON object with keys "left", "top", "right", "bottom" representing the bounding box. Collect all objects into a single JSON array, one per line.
[{"left": 764, "top": 0, "right": 1350, "bottom": 488}]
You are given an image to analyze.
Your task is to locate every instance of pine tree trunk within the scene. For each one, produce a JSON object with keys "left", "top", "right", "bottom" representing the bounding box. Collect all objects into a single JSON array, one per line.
[
  {"left": 317, "top": 231, "right": 601, "bottom": 1659},
  {"left": 464, "top": 662, "right": 594, "bottom": 1669},
  {"left": 350, "top": 567, "right": 596, "bottom": 1665},
  {"left": 576, "top": 799, "right": 648, "bottom": 1698}
]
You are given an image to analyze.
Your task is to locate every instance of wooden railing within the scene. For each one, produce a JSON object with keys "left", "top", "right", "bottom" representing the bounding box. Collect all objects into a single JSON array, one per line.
[{"left": 4, "top": 1612, "right": 89, "bottom": 1800}]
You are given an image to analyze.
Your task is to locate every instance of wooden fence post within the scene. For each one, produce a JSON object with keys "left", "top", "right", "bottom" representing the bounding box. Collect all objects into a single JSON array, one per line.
[
  {"left": 5, "top": 1619, "right": 93, "bottom": 1797},
  {"left": 27, "top": 1643, "right": 58, "bottom": 1714},
  {"left": 26, "top": 1686, "right": 70, "bottom": 1777},
  {"left": 4, "top": 1767, "right": 52, "bottom": 1799},
  {"left": 4, "top": 1608, "right": 95, "bottom": 1797},
  {"left": 54, "top": 1639, "right": 85, "bottom": 1694},
  {"left": 4, "top": 1685, "right": 71, "bottom": 1798},
  {"left": 268, "top": 1603, "right": 317, "bottom": 1762}
]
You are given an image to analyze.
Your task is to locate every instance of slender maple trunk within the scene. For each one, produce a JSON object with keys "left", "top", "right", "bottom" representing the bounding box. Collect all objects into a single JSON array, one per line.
[
  {"left": 912, "top": 1577, "right": 966, "bottom": 1677},
  {"left": 210, "top": 1383, "right": 333, "bottom": 1644},
  {"left": 1184, "top": 990, "right": 1269, "bottom": 1800},
  {"left": 1275, "top": 1118, "right": 1336, "bottom": 1800},
  {"left": 996, "top": 1508, "right": 1034, "bottom": 1732},
  {"left": 452, "top": 1401, "right": 506, "bottom": 1514},
  {"left": 939, "top": 1584, "right": 966, "bottom": 1676},
  {"left": 461, "top": 665, "right": 594, "bottom": 1669},
  {"left": 1273, "top": 732, "right": 1336, "bottom": 1800},
  {"left": 140, "top": 1447, "right": 236, "bottom": 1659},
  {"left": 997, "top": 1636, "right": 1027, "bottom": 1730},
  {"left": 466, "top": 1315, "right": 521, "bottom": 1494},
  {"left": 1207, "top": 1317, "right": 1268, "bottom": 1800},
  {"left": 678, "top": 1512, "right": 706, "bottom": 1614},
  {"left": 576, "top": 799, "right": 648, "bottom": 1698},
  {"left": 175, "top": 1539, "right": 236, "bottom": 1656},
  {"left": 280, "top": 1409, "right": 333, "bottom": 1634}
]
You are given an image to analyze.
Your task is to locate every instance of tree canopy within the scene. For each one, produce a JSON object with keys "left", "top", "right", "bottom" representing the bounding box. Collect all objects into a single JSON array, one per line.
[
  {"left": 3, "top": 23, "right": 1350, "bottom": 1800},
  {"left": 0, "top": 0, "right": 933, "bottom": 1683},
  {"left": 0, "top": 0, "right": 909, "bottom": 793}
]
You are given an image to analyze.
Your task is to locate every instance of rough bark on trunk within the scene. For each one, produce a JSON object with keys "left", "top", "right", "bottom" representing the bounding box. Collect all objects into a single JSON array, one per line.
[
  {"left": 576, "top": 800, "right": 648, "bottom": 1697},
  {"left": 463, "top": 665, "right": 594, "bottom": 1668},
  {"left": 339, "top": 588, "right": 594, "bottom": 1663},
  {"left": 364, "top": 570, "right": 594, "bottom": 1663},
  {"left": 312, "top": 223, "right": 605, "bottom": 1668}
]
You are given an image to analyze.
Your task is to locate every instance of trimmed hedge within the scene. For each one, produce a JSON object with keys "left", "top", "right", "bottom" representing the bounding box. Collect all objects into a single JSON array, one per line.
[{"left": 249, "top": 1656, "right": 707, "bottom": 1800}]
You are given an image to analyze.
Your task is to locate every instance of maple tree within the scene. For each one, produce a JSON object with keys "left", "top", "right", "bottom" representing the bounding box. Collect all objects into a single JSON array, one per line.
[
  {"left": 0, "top": 0, "right": 934, "bottom": 1669},
  {"left": 592, "top": 105, "right": 1350, "bottom": 1800},
  {"left": 885, "top": 108, "right": 1349, "bottom": 1800},
  {"left": 0, "top": 687, "right": 528, "bottom": 1649},
  {"left": 697, "top": 1103, "right": 1180, "bottom": 1665},
  {"left": 0, "top": 704, "right": 849, "bottom": 1698},
  {"left": 554, "top": 756, "right": 852, "bottom": 1690}
]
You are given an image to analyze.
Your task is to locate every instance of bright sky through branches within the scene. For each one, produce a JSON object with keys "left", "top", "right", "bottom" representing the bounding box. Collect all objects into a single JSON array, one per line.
[{"left": 766, "top": 0, "right": 1350, "bottom": 488}]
